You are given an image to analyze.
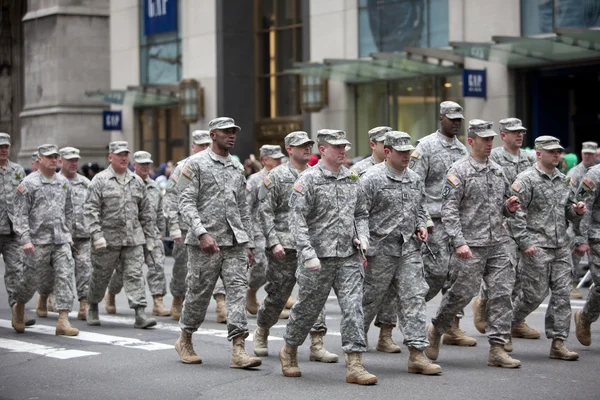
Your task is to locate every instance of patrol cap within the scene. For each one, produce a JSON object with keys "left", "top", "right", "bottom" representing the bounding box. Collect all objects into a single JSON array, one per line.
[
  {"left": 468, "top": 119, "right": 497, "bottom": 138},
  {"left": 59, "top": 147, "right": 81, "bottom": 160},
  {"left": 0, "top": 132, "right": 10, "bottom": 146},
  {"left": 582, "top": 141, "right": 598, "bottom": 154},
  {"left": 192, "top": 130, "right": 212, "bottom": 145},
  {"left": 368, "top": 126, "right": 392, "bottom": 142},
  {"left": 284, "top": 131, "right": 314, "bottom": 147},
  {"left": 440, "top": 101, "right": 464, "bottom": 119},
  {"left": 208, "top": 117, "right": 241, "bottom": 132},
  {"left": 317, "top": 129, "right": 351, "bottom": 146},
  {"left": 534, "top": 135, "right": 564, "bottom": 151},
  {"left": 499, "top": 117, "right": 527, "bottom": 132},
  {"left": 259, "top": 144, "right": 285, "bottom": 159},
  {"left": 31, "top": 151, "right": 39, "bottom": 161},
  {"left": 384, "top": 131, "right": 414, "bottom": 152},
  {"left": 109, "top": 141, "right": 130, "bottom": 154},
  {"left": 38, "top": 144, "right": 60, "bottom": 157},
  {"left": 133, "top": 151, "right": 153, "bottom": 164}
]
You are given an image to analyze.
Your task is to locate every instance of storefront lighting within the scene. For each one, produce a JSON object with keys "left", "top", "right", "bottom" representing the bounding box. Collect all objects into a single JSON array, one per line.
[
  {"left": 407, "top": 87, "right": 413, "bottom": 92},
  {"left": 179, "top": 78, "right": 204, "bottom": 123},
  {"left": 301, "top": 75, "right": 328, "bottom": 113},
  {"left": 444, "top": 83, "right": 452, "bottom": 88}
]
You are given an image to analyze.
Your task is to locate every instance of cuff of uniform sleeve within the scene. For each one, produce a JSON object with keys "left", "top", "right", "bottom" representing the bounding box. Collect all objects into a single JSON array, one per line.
[
  {"left": 518, "top": 239, "right": 534, "bottom": 251},
  {"left": 19, "top": 234, "right": 31, "bottom": 246},
  {"left": 193, "top": 226, "right": 208, "bottom": 240},
  {"left": 301, "top": 248, "right": 317, "bottom": 264},
  {"left": 574, "top": 236, "right": 587, "bottom": 246},
  {"left": 91, "top": 232, "right": 104, "bottom": 243},
  {"left": 266, "top": 235, "right": 281, "bottom": 249},
  {"left": 170, "top": 228, "right": 182, "bottom": 240},
  {"left": 453, "top": 236, "right": 467, "bottom": 249}
]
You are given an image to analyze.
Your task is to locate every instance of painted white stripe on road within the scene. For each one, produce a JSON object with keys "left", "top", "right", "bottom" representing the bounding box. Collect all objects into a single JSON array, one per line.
[{"left": 0, "top": 338, "right": 99, "bottom": 359}]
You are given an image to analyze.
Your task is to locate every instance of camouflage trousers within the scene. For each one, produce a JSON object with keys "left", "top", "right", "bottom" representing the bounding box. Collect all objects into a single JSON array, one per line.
[
  {"left": 479, "top": 238, "right": 522, "bottom": 304},
  {"left": 423, "top": 218, "right": 451, "bottom": 302},
  {"left": 88, "top": 245, "right": 147, "bottom": 309},
  {"left": 284, "top": 254, "right": 367, "bottom": 353},
  {"left": 180, "top": 244, "right": 249, "bottom": 340},
  {"left": 248, "top": 236, "right": 267, "bottom": 291},
  {"left": 363, "top": 252, "right": 429, "bottom": 351},
  {"left": 108, "top": 238, "right": 167, "bottom": 296},
  {"left": 432, "top": 243, "right": 514, "bottom": 345},
  {"left": 256, "top": 248, "right": 326, "bottom": 332},
  {"left": 582, "top": 242, "right": 600, "bottom": 323},
  {"left": 1, "top": 234, "right": 23, "bottom": 307},
  {"left": 14, "top": 243, "right": 75, "bottom": 311},
  {"left": 72, "top": 238, "right": 91, "bottom": 300},
  {"left": 513, "top": 245, "right": 573, "bottom": 340}
]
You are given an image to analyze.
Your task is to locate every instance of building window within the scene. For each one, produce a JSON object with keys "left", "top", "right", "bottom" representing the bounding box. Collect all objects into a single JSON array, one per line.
[
  {"left": 255, "top": 0, "right": 303, "bottom": 119},
  {"left": 522, "top": 0, "right": 600, "bottom": 36},
  {"left": 358, "top": 0, "right": 449, "bottom": 58}
]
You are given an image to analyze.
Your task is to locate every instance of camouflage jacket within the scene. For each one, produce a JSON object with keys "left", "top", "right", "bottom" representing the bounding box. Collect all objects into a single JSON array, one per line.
[
  {"left": 0, "top": 160, "right": 25, "bottom": 235},
  {"left": 490, "top": 146, "right": 536, "bottom": 185},
  {"left": 246, "top": 168, "right": 267, "bottom": 244},
  {"left": 567, "top": 162, "right": 590, "bottom": 195},
  {"left": 576, "top": 164, "right": 600, "bottom": 243},
  {"left": 142, "top": 176, "right": 166, "bottom": 239},
  {"left": 14, "top": 171, "right": 73, "bottom": 245},
  {"left": 164, "top": 153, "right": 204, "bottom": 235},
  {"left": 351, "top": 155, "right": 378, "bottom": 176},
  {"left": 63, "top": 173, "right": 90, "bottom": 239},
  {"left": 360, "top": 162, "right": 427, "bottom": 256}
]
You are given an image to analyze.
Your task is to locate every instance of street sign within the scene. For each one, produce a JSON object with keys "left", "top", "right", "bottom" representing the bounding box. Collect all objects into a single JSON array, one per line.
[
  {"left": 103, "top": 111, "right": 122, "bottom": 131},
  {"left": 463, "top": 69, "right": 487, "bottom": 99},
  {"left": 144, "top": 0, "right": 177, "bottom": 36}
]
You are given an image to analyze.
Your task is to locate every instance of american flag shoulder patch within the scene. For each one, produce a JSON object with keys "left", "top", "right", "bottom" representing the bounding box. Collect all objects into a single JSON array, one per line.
[
  {"left": 511, "top": 182, "right": 523, "bottom": 193},
  {"left": 293, "top": 182, "right": 304, "bottom": 193},
  {"left": 181, "top": 167, "right": 193, "bottom": 178},
  {"left": 171, "top": 173, "right": 179, "bottom": 183},
  {"left": 263, "top": 175, "right": 272, "bottom": 187},
  {"left": 447, "top": 174, "right": 461, "bottom": 187},
  {"left": 17, "top": 184, "right": 26, "bottom": 194},
  {"left": 583, "top": 177, "right": 596, "bottom": 190},
  {"left": 411, "top": 150, "right": 420, "bottom": 159}
]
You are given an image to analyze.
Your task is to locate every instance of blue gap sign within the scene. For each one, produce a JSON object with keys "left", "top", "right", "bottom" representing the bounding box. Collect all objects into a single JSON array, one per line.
[
  {"left": 144, "top": 0, "right": 177, "bottom": 36},
  {"left": 463, "top": 69, "right": 487, "bottom": 99},
  {"left": 103, "top": 111, "right": 122, "bottom": 131}
]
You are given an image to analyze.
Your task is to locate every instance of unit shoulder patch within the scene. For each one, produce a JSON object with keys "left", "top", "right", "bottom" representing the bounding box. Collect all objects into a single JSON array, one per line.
[{"left": 447, "top": 174, "right": 461, "bottom": 187}]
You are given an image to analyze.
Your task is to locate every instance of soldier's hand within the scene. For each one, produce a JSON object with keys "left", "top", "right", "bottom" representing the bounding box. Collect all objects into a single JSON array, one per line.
[
  {"left": 523, "top": 246, "right": 536, "bottom": 257},
  {"left": 93, "top": 237, "right": 107, "bottom": 251},
  {"left": 304, "top": 258, "right": 322, "bottom": 273},
  {"left": 416, "top": 227, "right": 428, "bottom": 242},
  {"left": 427, "top": 219, "right": 435, "bottom": 234},
  {"left": 247, "top": 248, "right": 255, "bottom": 266},
  {"left": 574, "top": 243, "right": 590, "bottom": 257},
  {"left": 171, "top": 228, "right": 184, "bottom": 244},
  {"left": 272, "top": 244, "right": 286, "bottom": 260},
  {"left": 199, "top": 234, "right": 220, "bottom": 254},
  {"left": 573, "top": 202, "right": 587, "bottom": 216},
  {"left": 456, "top": 245, "right": 472, "bottom": 259},
  {"left": 23, "top": 242, "right": 35, "bottom": 254},
  {"left": 506, "top": 196, "right": 521, "bottom": 213}
]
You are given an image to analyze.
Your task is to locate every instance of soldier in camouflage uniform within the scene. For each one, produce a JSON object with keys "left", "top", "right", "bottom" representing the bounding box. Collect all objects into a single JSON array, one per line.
[
  {"left": 30, "top": 151, "right": 39, "bottom": 173},
  {"left": 253, "top": 131, "right": 336, "bottom": 363},
  {"left": 350, "top": 126, "right": 391, "bottom": 175},
  {"left": 360, "top": 131, "right": 441, "bottom": 375},
  {"left": 426, "top": 121, "right": 522, "bottom": 368},
  {"left": 84, "top": 141, "right": 157, "bottom": 329},
  {"left": 11, "top": 144, "right": 78, "bottom": 336},
  {"left": 106, "top": 151, "right": 171, "bottom": 317},
  {"left": 175, "top": 117, "right": 261, "bottom": 369},
  {"left": 245, "top": 144, "right": 284, "bottom": 315},
  {"left": 409, "top": 101, "right": 475, "bottom": 347},
  {"left": 510, "top": 136, "right": 586, "bottom": 361},
  {"left": 280, "top": 129, "right": 377, "bottom": 385}
]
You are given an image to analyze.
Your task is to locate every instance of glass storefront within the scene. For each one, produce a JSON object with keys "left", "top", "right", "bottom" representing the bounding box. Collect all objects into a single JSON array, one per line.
[{"left": 522, "top": 0, "right": 600, "bottom": 36}]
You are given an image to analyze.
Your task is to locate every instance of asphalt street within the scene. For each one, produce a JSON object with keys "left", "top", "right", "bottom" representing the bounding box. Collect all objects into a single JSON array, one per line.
[{"left": 1, "top": 255, "right": 599, "bottom": 400}]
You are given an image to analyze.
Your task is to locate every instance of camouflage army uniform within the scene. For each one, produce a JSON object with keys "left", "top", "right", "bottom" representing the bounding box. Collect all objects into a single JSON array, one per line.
[
  {"left": 108, "top": 176, "right": 167, "bottom": 296},
  {"left": 256, "top": 162, "right": 326, "bottom": 332},
  {"left": 13, "top": 171, "right": 76, "bottom": 311},
  {"left": 85, "top": 165, "right": 155, "bottom": 309},
  {"left": 432, "top": 156, "right": 515, "bottom": 345},
  {"left": 284, "top": 160, "right": 369, "bottom": 353},
  {"left": 178, "top": 147, "right": 253, "bottom": 340},
  {"left": 510, "top": 164, "right": 582, "bottom": 339},
  {"left": 359, "top": 162, "right": 429, "bottom": 350},
  {"left": 409, "top": 131, "right": 468, "bottom": 300},
  {"left": 351, "top": 156, "right": 376, "bottom": 175},
  {"left": 567, "top": 161, "right": 593, "bottom": 268},
  {"left": 246, "top": 168, "right": 268, "bottom": 292},
  {"left": 0, "top": 159, "right": 26, "bottom": 307}
]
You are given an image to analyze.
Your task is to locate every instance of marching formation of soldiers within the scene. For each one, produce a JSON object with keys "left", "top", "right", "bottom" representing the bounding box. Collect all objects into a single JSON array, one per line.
[{"left": 2, "top": 100, "right": 600, "bottom": 386}]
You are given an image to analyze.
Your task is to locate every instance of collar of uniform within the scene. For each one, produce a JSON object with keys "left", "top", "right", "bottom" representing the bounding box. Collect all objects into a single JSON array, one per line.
[
  {"left": 207, "top": 147, "right": 233, "bottom": 167},
  {"left": 317, "top": 159, "right": 350, "bottom": 180},
  {"left": 384, "top": 162, "right": 411, "bottom": 182},
  {"left": 436, "top": 130, "right": 460, "bottom": 149},
  {"left": 108, "top": 165, "right": 134, "bottom": 183},
  {"left": 61, "top": 171, "right": 81, "bottom": 184},
  {"left": 143, "top": 176, "right": 158, "bottom": 188},
  {"left": 0, "top": 160, "right": 16, "bottom": 174},
  {"left": 38, "top": 172, "right": 60, "bottom": 184},
  {"left": 467, "top": 155, "right": 492, "bottom": 172},
  {"left": 534, "top": 162, "right": 562, "bottom": 180},
  {"left": 500, "top": 146, "right": 528, "bottom": 163}
]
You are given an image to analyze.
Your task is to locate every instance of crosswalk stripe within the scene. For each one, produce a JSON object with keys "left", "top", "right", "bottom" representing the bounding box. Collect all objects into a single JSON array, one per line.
[{"left": 0, "top": 338, "right": 99, "bottom": 359}]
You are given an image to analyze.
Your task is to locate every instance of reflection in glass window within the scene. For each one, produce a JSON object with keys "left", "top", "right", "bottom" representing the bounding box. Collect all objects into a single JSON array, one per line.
[{"left": 522, "top": 0, "right": 600, "bottom": 36}]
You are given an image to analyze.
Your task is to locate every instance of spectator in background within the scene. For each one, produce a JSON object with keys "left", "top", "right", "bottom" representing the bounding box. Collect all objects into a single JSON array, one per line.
[
  {"left": 559, "top": 151, "right": 578, "bottom": 175},
  {"left": 81, "top": 163, "right": 101, "bottom": 180},
  {"left": 244, "top": 154, "right": 262, "bottom": 176},
  {"left": 154, "top": 160, "right": 173, "bottom": 189},
  {"left": 307, "top": 154, "right": 320, "bottom": 167}
]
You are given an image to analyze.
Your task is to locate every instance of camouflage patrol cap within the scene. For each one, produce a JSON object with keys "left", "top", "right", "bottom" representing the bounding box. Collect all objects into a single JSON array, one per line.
[
  {"left": 31, "top": 151, "right": 39, "bottom": 161},
  {"left": 0, "top": 132, "right": 10, "bottom": 146},
  {"left": 259, "top": 144, "right": 285, "bottom": 159},
  {"left": 38, "top": 144, "right": 60, "bottom": 157},
  {"left": 468, "top": 120, "right": 497, "bottom": 138},
  {"left": 109, "top": 141, "right": 130, "bottom": 154},
  {"left": 59, "top": 147, "right": 81, "bottom": 160},
  {"left": 192, "top": 130, "right": 212, "bottom": 145},
  {"left": 368, "top": 126, "right": 392, "bottom": 142},
  {"left": 133, "top": 151, "right": 153, "bottom": 164},
  {"left": 384, "top": 131, "right": 414, "bottom": 152},
  {"left": 440, "top": 101, "right": 464, "bottom": 119},
  {"left": 534, "top": 135, "right": 564, "bottom": 151},
  {"left": 284, "top": 131, "right": 314, "bottom": 147},
  {"left": 582, "top": 141, "right": 598, "bottom": 154},
  {"left": 208, "top": 117, "right": 241, "bottom": 132},
  {"left": 499, "top": 117, "right": 526, "bottom": 132},
  {"left": 317, "top": 129, "right": 351, "bottom": 146}
]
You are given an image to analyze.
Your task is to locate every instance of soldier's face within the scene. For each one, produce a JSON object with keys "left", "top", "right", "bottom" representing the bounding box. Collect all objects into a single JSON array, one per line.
[
  {"left": 109, "top": 152, "right": 130, "bottom": 173},
  {"left": 262, "top": 157, "right": 283, "bottom": 169},
  {"left": 134, "top": 162, "right": 151, "bottom": 178},
  {"left": 211, "top": 128, "right": 237, "bottom": 151},
  {"left": 191, "top": 143, "right": 210, "bottom": 154},
  {"left": 31, "top": 160, "right": 39, "bottom": 171},
  {"left": 501, "top": 130, "right": 524, "bottom": 149},
  {"left": 39, "top": 154, "right": 59, "bottom": 172},
  {"left": 468, "top": 136, "right": 494, "bottom": 157},
  {"left": 319, "top": 143, "right": 346, "bottom": 166},
  {"left": 0, "top": 144, "right": 9, "bottom": 162},
  {"left": 386, "top": 148, "right": 411, "bottom": 170},
  {"left": 582, "top": 152, "right": 596, "bottom": 168},
  {"left": 538, "top": 149, "right": 562, "bottom": 168},
  {"left": 61, "top": 158, "right": 80, "bottom": 176},
  {"left": 440, "top": 116, "right": 462, "bottom": 136},
  {"left": 287, "top": 144, "right": 312, "bottom": 164},
  {"left": 370, "top": 141, "right": 386, "bottom": 160}
]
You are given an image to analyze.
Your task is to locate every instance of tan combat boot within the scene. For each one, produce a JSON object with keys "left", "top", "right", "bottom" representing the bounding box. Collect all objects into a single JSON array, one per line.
[
  {"left": 570, "top": 283, "right": 584, "bottom": 300},
  {"left": 511, "top": 320, "right": 540, "bottom": 339},
  {"left": 171, "top": 296, "right": 184, "bottom": 320},
  {"left": 152, "top": 295, "right": 171, "bottom": 316},
  {"left": 246, "top": 288, "right": 259, "bottom": 315},
  {"left": 488, "top": 343, "right": 521, "bottom": 368},
  {"left": 279, "top": 309, "right": 290, "bottom": 319},
  {"left": 11, "top": 303, "right": 25, "bottom": 333},
  {"left": 230, "top": 336, "right": 262, "bottom": 369},
  {"left": 309, "top": 332, "right": 339, "bottom": 363},
  {"left": 376, "top": 324, "right": 402, "bottom": 353},
  {"left": 550, "top": 339, "right": 579, "bottom": 361},
  {"left": 345, "top": 352, "right": 378, "bottom": 385},
  {"left": 104, "top": 292, "right": 116, "bottom": 314},
  {"left": 56, "top": 311, "right": 79, "bottom": 336},
  {"left": 472, "top": 297, "right": 487, "bottom": 334},
  {"left": 215, "top": 294, "right": 226, "bottom": 323},
  {"left": 408, "top": 347, "right": 442, "bottom": 375},
  {"left": 279, "top": 344, "right": 301, "bottom": 377},
  {"left": 47, "top": 293, "right": 55, "bottom": 312},
  {"left": 78, "top": 298, "right": 88, "bottom": 321},
  {"left": 87, "top": 302, "right": 101, "bottom": 326},
  {"left": 285, "top": 296, "right": 295, "bottom": 309},
  {"left": 425, "top": 323, "right": 441, "bottom": 361},
  {"left": 175, "top": 330, "right": 202, "bottom": 364},
  {"left": 36, "top": 294, "right": 48, "bottom": 318},
  {"left": 253, "top": 326, "right": 269, "bottom": 357},
  {"left": 575, "top": 310, "right": 591, "bottom": 346},
  {"left": 443, "top": 317, "right": 477, "bottom": 346},
  {"left": 504, "top": 336, "right": 513, "bottom": 353}
]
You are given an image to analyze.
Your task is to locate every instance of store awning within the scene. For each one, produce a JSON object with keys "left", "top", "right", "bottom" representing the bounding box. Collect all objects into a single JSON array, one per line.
[{"left": 84, "top": 85, "right": 180, "bottom": 107}]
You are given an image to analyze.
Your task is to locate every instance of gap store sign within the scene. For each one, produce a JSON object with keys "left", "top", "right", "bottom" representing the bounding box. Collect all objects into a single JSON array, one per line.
[
  {"left": 144, "top": 0, "right": 177, "bottom": 36},
  {"left": 463, "top": 69, "right": 487, "bottom": 99}
]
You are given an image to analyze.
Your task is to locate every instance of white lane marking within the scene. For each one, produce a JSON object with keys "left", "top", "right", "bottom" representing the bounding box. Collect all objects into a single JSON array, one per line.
[{"left": 0, "top": 338, "right": 99, "bottom": 359}]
